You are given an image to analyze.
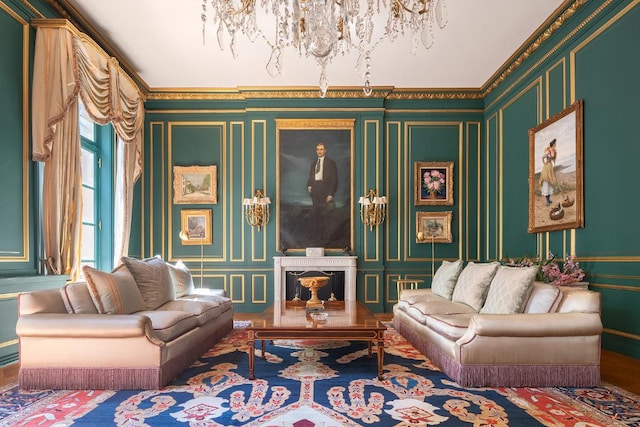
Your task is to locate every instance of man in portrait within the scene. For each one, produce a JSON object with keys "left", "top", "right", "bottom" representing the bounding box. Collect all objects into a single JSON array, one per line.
[{"left": 307, "top": 142, "right": 338, "bottom": 245}]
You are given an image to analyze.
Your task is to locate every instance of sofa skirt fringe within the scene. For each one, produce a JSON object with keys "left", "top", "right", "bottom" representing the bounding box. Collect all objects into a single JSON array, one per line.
[
  {"left": 394, "top": 316, "right": 600, "bottom": 388},
  {"left": 19, "top": 317, "right": 234, "bottom": 391}
]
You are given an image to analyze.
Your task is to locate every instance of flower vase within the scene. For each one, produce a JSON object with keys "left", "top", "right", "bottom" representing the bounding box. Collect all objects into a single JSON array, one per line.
[{"left": 429, "top": 192, "right": 437, "bottom": 199}]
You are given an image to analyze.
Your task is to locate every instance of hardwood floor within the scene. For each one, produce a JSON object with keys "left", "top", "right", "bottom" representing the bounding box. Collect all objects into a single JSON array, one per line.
[{"left": 2, "top": 313, "right": 639, "bottom": 396}]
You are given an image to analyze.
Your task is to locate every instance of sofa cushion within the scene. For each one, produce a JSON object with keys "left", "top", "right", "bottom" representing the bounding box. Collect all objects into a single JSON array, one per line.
[
  {"left": 122, "top": 256, "right": 175, "bottom": 310},
  {"left": 138, "top": 310, "right": 199, "bottom": 342},
  {"left": 480, "top": 265, "right": 538, "bottom": 314},
  {"left": 83, "top": 265, "right": 146, "bottom": 314},
  {"left": 411, "top": 299, "right": 477, "bottom": 316},
  {"left": 158, "top": 299, "right": 222, "bottom": 326},
  {"left": 399, "top": 289, "right": 442, "bottom": 305},
  {"left": 167, "top": 260, "right": 195, "bottom": 298},
  {"left": 430, "top": 259, "right": 464, "bottom": 300},
  {"left": 180, "top": 289, "right": 233, "bottom": 313},
  {"left": 425, "top": 314, "right": 475, "bottom": 341},
  {"left": 451, "top": 262, "right": 500, "bottom": 310},
  {"left": 523, "top": 281, "right": 562, "bottom": 313},
  {"left": 60, "top": 281, "right": 98, "bottom": 314}
]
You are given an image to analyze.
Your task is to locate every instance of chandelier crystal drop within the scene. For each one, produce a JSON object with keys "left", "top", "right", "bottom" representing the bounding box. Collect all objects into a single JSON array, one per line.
[{"left": 201, "top": 0, "right": 448, "bottom": 97}]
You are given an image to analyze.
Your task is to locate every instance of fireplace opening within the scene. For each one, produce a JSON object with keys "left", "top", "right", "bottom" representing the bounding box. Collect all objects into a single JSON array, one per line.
[{"left": 285, "top": 270, "right": 345, "bottom": 302}]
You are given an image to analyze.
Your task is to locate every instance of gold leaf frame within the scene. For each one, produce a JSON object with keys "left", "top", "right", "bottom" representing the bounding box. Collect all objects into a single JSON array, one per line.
[
  {"left": 173, "top": 165, "right": 218, "bottom": 204},
  {"left": 528, "top": 100, "right": 584, "bottom": 233},
  {"left": 180, "top": 209, "right": 212, "bottom": 245},
  {"left": 414, "top": 161, "right": 454, "bottom": 206},
  {"left": 416, "top": 211, "right": 453, "bottom": 243}
]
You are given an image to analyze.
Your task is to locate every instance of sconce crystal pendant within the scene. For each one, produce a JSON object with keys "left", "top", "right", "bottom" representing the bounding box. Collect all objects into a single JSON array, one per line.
[
  {"left": 243, "top": 189, "right": 271, "bottom": 231},
  {"left": 358, "top": 189, "right": 387, "bottom": 231},
  {"left": 201, "top": 0, "right": 448, "bottom": 97}
]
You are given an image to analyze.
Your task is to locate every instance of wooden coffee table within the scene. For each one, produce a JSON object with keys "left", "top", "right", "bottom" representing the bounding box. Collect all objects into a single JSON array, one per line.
[{"left": 247, "top": 300, "right": 386, "bottom": 380}]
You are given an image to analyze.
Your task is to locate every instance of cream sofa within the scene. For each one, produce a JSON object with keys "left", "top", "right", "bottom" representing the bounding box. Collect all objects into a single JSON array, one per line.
[
  {"left": 393, "top": 260, "right": 602, "bottom": 387},
  {"left": 16, "top": 256, "right": 233, "bottom": 390}
]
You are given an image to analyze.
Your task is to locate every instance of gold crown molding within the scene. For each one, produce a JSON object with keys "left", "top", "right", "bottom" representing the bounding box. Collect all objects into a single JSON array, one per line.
[
  {"left": 483, "top": 0, "right": 590, "bottom": 98},
  {"left": 146, "top": 92, "right": 246, "bottom": 101},
  {"left": 386, "top": 89, "right": 483, "bottom": 100},
  {"left": 17, "top": 0, "right": 44, "bottom": 18}
]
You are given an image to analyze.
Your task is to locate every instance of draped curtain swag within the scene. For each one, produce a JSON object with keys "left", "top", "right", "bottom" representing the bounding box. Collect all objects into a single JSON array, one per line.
[{"left": 31, "top": 20, "right": 144, "bottom": 280}]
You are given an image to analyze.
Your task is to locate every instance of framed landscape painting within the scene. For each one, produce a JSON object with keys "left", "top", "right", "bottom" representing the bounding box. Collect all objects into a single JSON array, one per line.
[
  {"left": 414, "top": 161, "right": 453, "bottom": 206},
  {"left": 528, "top": 100, "right": 584, "bottom": 233},
  {"left": 173, "top": 165, "right": 217, "bottom": 204},
  {"left": 276, "top": 118, "right": 354, "bottom": 252},
  {"left": 416, "top": 211, "right": 453, "bottom": 243}
]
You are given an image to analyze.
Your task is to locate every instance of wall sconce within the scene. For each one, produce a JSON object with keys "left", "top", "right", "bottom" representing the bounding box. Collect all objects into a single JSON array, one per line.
[
  {"left": 242, "top": 189, "right": 271, "bottom": 231},
  {"left": 179, "top": 230, "right": 204, "bottom": 288},
  {"left": 358, "top": 189, "right": 387, "bottom": 231}
]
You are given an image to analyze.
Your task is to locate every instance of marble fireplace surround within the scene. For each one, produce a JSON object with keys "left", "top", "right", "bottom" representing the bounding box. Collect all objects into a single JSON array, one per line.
[{"left": 273, "top": 256, "right": 357, "bottom": 303}]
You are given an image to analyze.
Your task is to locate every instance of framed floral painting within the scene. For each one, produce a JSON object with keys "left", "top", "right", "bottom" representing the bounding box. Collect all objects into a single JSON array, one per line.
[{"left": 414, "top": 161, "right": 453, "bottom": 206}]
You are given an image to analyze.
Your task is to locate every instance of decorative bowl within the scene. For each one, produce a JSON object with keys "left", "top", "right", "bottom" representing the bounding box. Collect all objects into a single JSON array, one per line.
[{"left": 310, "top": 312, "right": 328, "bottom": 323}]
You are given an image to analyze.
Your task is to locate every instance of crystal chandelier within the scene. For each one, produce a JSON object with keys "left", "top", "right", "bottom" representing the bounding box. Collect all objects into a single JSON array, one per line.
[{"left": 201, "top": 0, "right": 448, "bottom": 97}]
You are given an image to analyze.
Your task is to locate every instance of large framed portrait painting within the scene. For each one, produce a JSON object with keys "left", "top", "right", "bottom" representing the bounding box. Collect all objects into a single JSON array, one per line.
[
  {"left": 528, "top": 100, "right": 584, "bottom": 233},
  {"left": 276, "top": 118, "right": 354, "bottom": 252}
]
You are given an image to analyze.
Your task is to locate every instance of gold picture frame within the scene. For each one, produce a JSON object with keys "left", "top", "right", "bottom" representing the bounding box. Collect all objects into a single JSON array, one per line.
[
  {"left": 173, "top": 165, "right": 217, "bottom": 204},
  {"left": 416, "top": 211, "right": 453, "bottom": 243},
  {"left": 275, "top": 118, "right": 355, "bottom": 251},
  {"left": 414, "top": 161, "right": 454, "bottom": 206},
  {"left": 180, "top": 209, "right": 212, "bottom": 245},
  {"left": 528, "top": 100, "right": 584, "bottom": 233}
]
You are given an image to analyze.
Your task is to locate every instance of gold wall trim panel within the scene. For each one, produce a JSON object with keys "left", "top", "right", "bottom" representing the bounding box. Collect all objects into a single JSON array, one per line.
[
  {"left": 0, "top": 293, "right": 20, "bottom": 300},
  {"left": 0, "top": 2, "right": 30, "bottom": 262},
  {"left": 146, "top": 109, "right": 247, "bottom": 115},
  {"left": 604, "top": 328, "right": 640, "bottom": 342},
  {"left": 0, "top": 339, "right": 18, "bottom": 350},
  {"left": 364, "top": 274, "right": 380, "bottom": 304},
  {"left": 386, "top": 121, "right": 402, "bottom": 262},
  {"left": 591, "top": 283, "right": 640, "bottom": 292},
  {"left": 363, "top": 119, "right": 382, "bottom": 263},
  {"left": 251, "top": 274, "right": 267, "bottom": 304},
  {"left": 18, "top": 0, "right": 44, "bottom": 18},
  {"left": 569, "top": 0, "right": 639, "bottom": 102}
]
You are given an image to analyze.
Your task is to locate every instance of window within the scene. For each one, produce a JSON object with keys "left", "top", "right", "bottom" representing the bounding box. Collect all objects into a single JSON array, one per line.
[{"left": 79, "top": 101, "right": 114, "bottom": 272}]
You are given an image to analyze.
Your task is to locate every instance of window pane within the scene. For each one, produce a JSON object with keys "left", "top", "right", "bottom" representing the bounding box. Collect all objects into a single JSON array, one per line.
[
  {"left": 81, "top": 149, "right": 95, "bottom": 187},
  {"left": 81, "top": 224, "right": 95, "bottom": 261},
  {"left": 82, "top": 187, "right": 95, "bottom": 223},
  {"left": 79, "top": 101, "right": 95, "bottom": 141}
]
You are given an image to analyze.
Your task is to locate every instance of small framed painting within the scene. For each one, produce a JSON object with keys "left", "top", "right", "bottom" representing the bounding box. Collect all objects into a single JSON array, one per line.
[
  {"left": 414, "top": 161, "right": 453, "bottom": 206},
  {"left": 416, "top": 211, "right": 453, "bottom": 243},
  {"left": 180, "top": 209, "right": 212, "bottom": 245},
  {"left": 173, "top": 165, "right": 217, "bottom": 204}
]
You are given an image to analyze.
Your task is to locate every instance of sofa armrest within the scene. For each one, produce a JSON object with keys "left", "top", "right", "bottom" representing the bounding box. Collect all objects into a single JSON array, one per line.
[
  {"left": 460, "top": 312, "right": 602, "bottom": 342},
  {"left": 16, "top": 313, "right": 157, "bottom": 340}
]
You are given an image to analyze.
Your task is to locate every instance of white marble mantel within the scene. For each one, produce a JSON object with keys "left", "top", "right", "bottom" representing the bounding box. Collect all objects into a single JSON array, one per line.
[{"left": 273, "top": 256, "right": 357, "bottom": 303}]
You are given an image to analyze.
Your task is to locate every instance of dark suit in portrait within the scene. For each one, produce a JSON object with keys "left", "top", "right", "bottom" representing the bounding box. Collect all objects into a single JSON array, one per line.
[{"left": 307, "top": 143, "right": 338, "bottom": 246}]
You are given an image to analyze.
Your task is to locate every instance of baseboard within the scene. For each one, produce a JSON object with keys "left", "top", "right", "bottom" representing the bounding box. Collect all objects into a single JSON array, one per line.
[{"left": 0, "top": 362, "right": 19, "bottom": 387}]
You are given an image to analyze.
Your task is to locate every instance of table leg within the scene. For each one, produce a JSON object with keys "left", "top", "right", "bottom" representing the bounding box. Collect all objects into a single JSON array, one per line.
[
  {"left": 368, "top": 340, "right": 372, "bottom": 357},
  {"left": 261, "top": 340, "right": 265, "bottom": 359},
  {"left": 377, "top": 332, "right": 385, "bottom": 380},
  {"left": 248, "top": 332, "right": 255, "bottom": 380}
]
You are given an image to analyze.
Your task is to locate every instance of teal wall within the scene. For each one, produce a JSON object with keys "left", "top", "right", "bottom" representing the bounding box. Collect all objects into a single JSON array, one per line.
[
  {"left": 484, "top": 0, "right": 640, "bottom": 358},
  {"left": 0, "top": 0, "right": 638, "bottom": 367}
]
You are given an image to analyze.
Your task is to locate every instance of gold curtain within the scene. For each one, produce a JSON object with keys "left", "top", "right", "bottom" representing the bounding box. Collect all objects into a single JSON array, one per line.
[{"left": 32, "top": 20, "right": 144, "bottom": 280}]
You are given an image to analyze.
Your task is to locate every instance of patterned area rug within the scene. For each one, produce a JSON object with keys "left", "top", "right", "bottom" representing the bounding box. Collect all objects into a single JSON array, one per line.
[{"left": 1, "top": 322, "right": 639, "bottom": 426}]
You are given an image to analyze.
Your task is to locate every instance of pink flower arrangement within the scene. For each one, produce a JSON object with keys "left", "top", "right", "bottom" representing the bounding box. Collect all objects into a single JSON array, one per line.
[
  {"left": 503, "top": 253, "right": 586, "bottom": 285},
  {"left": 541, "top": 255, "right": 585, "bottom": 286},
  {"left": 423, "top": 170, "right": 445, "bottom": 195}
]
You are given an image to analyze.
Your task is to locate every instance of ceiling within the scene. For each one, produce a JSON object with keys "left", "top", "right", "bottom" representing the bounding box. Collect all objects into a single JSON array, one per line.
[{"left": 64, "top": 0, "right": 566, "bottom": 92}]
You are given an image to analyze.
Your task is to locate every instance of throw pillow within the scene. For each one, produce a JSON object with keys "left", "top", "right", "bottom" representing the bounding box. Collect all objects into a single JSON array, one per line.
[
  {"left": 167, "top": 260, "right": 195, "bottom": 298},
  {"left": 430, "top": 259, "right": 464, "bottom": 300},
  {"left": 451, "top": 262, "right": 500, "bottom": 310},
  {"left": 524, "top": 281, "right": 562, "bottom": 313},
  {"left": 480, "top": 265, "right": 538, "bottom": 314},
  {"left": 83, "top": 265, "right": 146, "bottom": 314},
  {"left": 122, "top": 256, "right": 175, "bottom": 310}
]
